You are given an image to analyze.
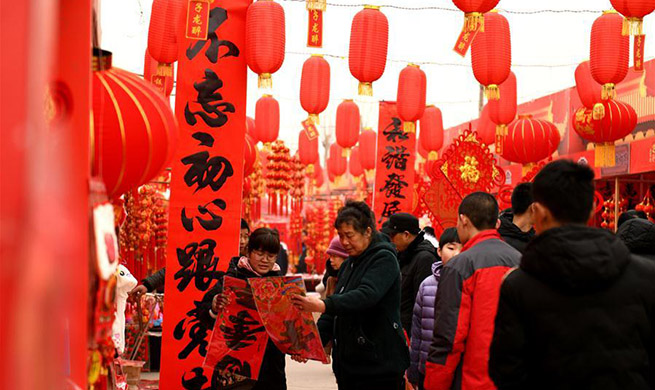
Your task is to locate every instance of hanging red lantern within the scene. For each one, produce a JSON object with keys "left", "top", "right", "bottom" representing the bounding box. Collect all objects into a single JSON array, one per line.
[
  {"left": 476, "top": 104, "right": 496, "bottom": 146},
  {"left": 313, "top": 162, "right": 325, "bottom": 188},
  {"left": 610, "top": 0, "right": 654, "bottom": 70},
  {"left": 359, "top": 127, "right": 377, "bottom": 171},
  {"left": 471, "top": 10, "right": 511, "bottom": 100},
  {"left": 419, "top": 105, "right": 444, "bottom": 160},
  {"left": 144, "top": 50, "right": 174, "bottom": 97},
  {"left": 452, "top": 0, "right": 500, "bottom": 32},
  {"left": 397, "top": 64, "right": 427, "bottom": 133},
  {"left": 349, "top": 5, "right": 389, "bottom": 96},
  {"left": 255, "top": 95, "right": 280, "bottom": 144},
  {"left": 298, "top": 129, "right": 319, "bottom": 166},
  {"left": 244, "top": 134, "right": 258, "bottom": 176},
  {"left": 246, "top": 0, "right": 286, "bottom": 88},
  {"left": 418, "top": 139, "right": 429, "bottom": 160},
  {"left": 503, "top": 115, "right": 560, "bottom": 169},
  {"left": 335, "top": 99, "right": 360, "bottom": 154},
  {"left": 488, "top": 71, "right": 516, "bottom": 153},
  {"left": 572, "top": 100, "right": 637, "bottom": 167},
  {"left": 300, "top": 54, "right": 330, "bottom": 125},
  {"left": 246, "top": 116, "right": 257, "bottom": 139},
  {"left": 349, "top": 146, "right": 364, "bottom": 178},
  {"left": 328, "top": 143, "right": 347, "bottom": 177},
  {"left": 92, "top": 50, "right": 178, "bottom": 199},
  {"left": 147, "top": 0, "right": 184, "bottom": 78},
  {"left": 575, "top": 61, "right": 604, "bottom": 119},
  {"left": 590, "top": 11, "right": 630, "bottom": 100}
]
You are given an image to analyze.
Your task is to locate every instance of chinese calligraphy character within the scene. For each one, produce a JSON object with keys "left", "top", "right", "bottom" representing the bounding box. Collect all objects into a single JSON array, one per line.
[
  {"left": 181, "top": 198, "right": 227, "bottom": 232},
  {"left": 312, "top": 10, "right": 319, "bottom": 21},
  {"left": 187, "top": 7, "right": 239, "bottom": 63},
  {"left": 191, "top": 26, "right": 202, "bottom": 36},
  {"left": 181, "top": 151, "right": 234, "bottom": 193},
  {"left": 382, "top": 117, "right": 408, "bottom": 143},
  {"left": 193, "top": 14, "right": 202, "bottom": 25},
  {"left": 175, "top": 239, "right": 222, "bottom": 292},
  {"left": 219, "top": 310, "right": 265, "bottom": 351},
  {"left": 381, "top": 200, "right": 402, "bottom": 219},
  {"left": 381, "top": 146, "right": 409, "bottom": 171},
  {"left": 312, "top": 23, "right": 319, "bottom": 33},
  {"left": 174, "top": 299, "right": 217, "bottom": 358},
  {"left": 379, "top": 173, "right": 408, "bottom": 199},
  {"left": 311, "top": 34, "right": 319, "bottom": 44},
  {"left": 185, "top": 69, "right": 235, "bottom": 128},
  {"left": 195, "top": 2, "right": 203, "bottom": 13}
]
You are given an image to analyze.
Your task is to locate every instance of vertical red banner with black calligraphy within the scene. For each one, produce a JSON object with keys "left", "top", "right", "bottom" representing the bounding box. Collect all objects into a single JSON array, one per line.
[
  {"left": 161, "top": 1, "right": 251, "bottom": 389},
  {"left": 373, "top": 101, "right": 417, "bottom": 227}
]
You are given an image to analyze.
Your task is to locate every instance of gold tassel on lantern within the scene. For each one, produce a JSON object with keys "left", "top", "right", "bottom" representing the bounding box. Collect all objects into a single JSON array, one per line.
[
  {"left": 403, "top": 121, "right": 416, "bottom": 134},
  {"left": 464, "top": 12, "right": 485, "bottom": 32},
  {"left": 309, "top": 114, "right": 319, "bottom": 125},
  {"left": 342, "top": 148, "right": 350, "bottom": 158},
  {"left": 622, "top": 17, "right": 643, "bottom": 36},
  {"left": 156, "top": 63, "right": 173, "bottom": 77},
  {"left": 522, "top": 163, "right": 535, "bottom": 176},
  {"left": 601, "top": 83, "right": 616, "bottom": 100},
  {"left": 258, "top": 73, "right": 273, "bottom": 89},
  {"left": 592, "top": 103, "right": 606, "bottom": 120},
  {"left": 358, "top": 82, "right": 373, "bottom": 96},
  {"left": 596, "top": 142, "right": 616, "bottom": 168},
  {"left": 428, "top": 151, "right": 439, "bottom": 161},
  {"left": 495, "top": 124, "right": 507, "bottom": 155},
  {"left": 485, "top": 84, "right": 500, "bottom": 100}
]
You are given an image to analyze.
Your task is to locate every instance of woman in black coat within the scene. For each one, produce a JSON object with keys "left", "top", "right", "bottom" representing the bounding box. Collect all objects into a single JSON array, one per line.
[{"left": 292, "top": 201, "right": 410, "bottom": 390}]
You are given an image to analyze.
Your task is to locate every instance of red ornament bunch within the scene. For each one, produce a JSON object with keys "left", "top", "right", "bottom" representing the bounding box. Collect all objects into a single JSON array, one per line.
[
  {"left": 153, "top": 196, "right": 168, "bottom": 251},
  {"left": 265, "top": 140, "right": 292, "bottom": 215},
  {"left": 600, "top": 195, "right": 627, "bottom": 230},
  {"left": 636, "top": 190, "right": 654, "bottom": 222},
  {"left": 119, "top": 186, "right": 158, "bottom": 257},
  {"left": 290, "top": 155, "right": 306, "bottom": 214}
]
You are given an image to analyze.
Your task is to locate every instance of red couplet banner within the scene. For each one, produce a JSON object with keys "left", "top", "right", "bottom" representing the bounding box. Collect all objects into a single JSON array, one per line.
[
  {"left": 373, "top": 101, "right": 417, "bottom": 227},
  {"left": 161, "top": 1, "right": 251, "bottom": 389}
]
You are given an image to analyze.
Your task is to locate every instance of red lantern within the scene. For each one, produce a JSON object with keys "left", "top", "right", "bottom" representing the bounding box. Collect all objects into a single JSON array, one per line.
[
  {"left": 328, "top": 144, "right": 347, "bottom": 177},
  {"left": 452, "top": 0, "right": 499, "bottom": 32},
  {"left": 144, "top": 50, "right": 175, "bottom": 97},
  {"left": 298, "top": 129, "right": 319, "bottom": 166},
  {"left": 300, "top": 54, "right": 330, "bottom": 124},
  {"left": 147, "top": 0, "right": 184, "bottom": 77},
  {"left": 397, "top": 64, "right": 427, "bottom": 133},
  {"left": 503, "top": 115, "right": 560, "bottom": 167},
  {"left": 313, "top": 162, "right": 325, "bottom": 188},
  {"left": 575, "top": 61, "right": 604, "bottom": 118},
  {"left": 246, "top": 0, "right": 286, "bottom": 88},
  {"left": 335, "top": 100, "right": 360, "bottom": 153},
  {"left": 349, "top": 146, "right": 364, "bottom": 178},
  {"left": 359, "top": 128, "right": 377, "bottom": 171},
  {"left": 471, "top": 11, "right": 511, "bottom": 100},
  {"left": 590, "top": 11, "right": 630, "bottom": 99},
  {"left": 349, "top": 5, "right": 389, "bottom": 96},
  {"left": 488, "top": 71, "right": 516, "bottom": 153},
  {"left": 419, "top": 105, "right": 444, "bottom": 160},
  {"left": 246, "top": 116, "right": 257, "bottom": 139},
  {"left": 418, "top": 139, "right": 429, "bottom": 160},
  {"left": 92, "top": 50, "right": 178, "bottom": 199},
  {"left": 255, "top": 95, "right": 280, "bottom": 144},
  {"left": 610, "top": 0, "right": 655, "bottom": 34},
  {"left": 244, "top": 135, "right": 257, "bottom": 176},
  {"left": 476, "top": 104, "right": 496, "bottom": 146}
]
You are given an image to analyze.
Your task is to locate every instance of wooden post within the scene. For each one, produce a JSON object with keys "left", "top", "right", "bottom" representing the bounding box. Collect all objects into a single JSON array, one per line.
[{"left": 614, "top": 177, "right": 620, "bottom": 232}]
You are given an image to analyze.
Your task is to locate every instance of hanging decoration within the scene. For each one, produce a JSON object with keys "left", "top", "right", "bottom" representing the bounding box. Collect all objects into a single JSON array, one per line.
[
  {"left": 476, "top": 103, "right": 496, "bottom": 146},
  {"left": 452, "top": 0, "right": 500, "bottom": 34},
  {"left": 488, "top": 71, "right": 517, "bottom": 154},
  {"left": 313, "top": 162, "right": 325, "bottom": 189},
  {"left": 255, "top": 95, "right": 280, "bottom": 145},
  {"left": 359, "top": 127, "right": 377, "bottom": 172},
  {"left": 397, "top": 64, "right": 427, "bottom": 133},
  {"left": 265, "top": 140, "right": 292, "bottom": 215},
  {"left": 298, "top": 128, "right": 320, "bottom": 167},
  {"left": 300, "top": 54, "right": 330, "bottom": 125},
  {"left": 600, "top": 194, "right": 627, "bottom": 231},
  {"left": 419, "top": 106, "right": 444, "bottom": 160},
  {"left": 306, "top": 0, "right": 326, "bottom": 47},
  {"left": 246, "top": 0, "right": 286, "bottom": 88},
  {"left": 590, "top": 10, "right": 630, "bottom": 100},
  {"left": 574, "top": 61, "right": 604, "bottom": 119},
  {"left": 502, "top": 115, "right": 561, "bottom": 172},
  {"left": 609, "top": 0, "right": 654, "bottom": 70},
  {"left": 471, "top": 10, "right": 511, "bottom": 100},
  {"left": 246, "top": 116, "right": 257, "bottom": 139},
  {"left": 290, "top": 155, "right": 306, "bottom": 214},
  {"left": 144, "top": 50, "right": 175, "bottom": 97},
  {"left": 328, "top": 143, "right": 348, "bottom": 182},
  {"left": 92, "top": 49, "right": 178, "bottom": 199},
  {"left": 636, "top": 189, "right": 654, "bottom": 222},
  {"left": 335, "top": 100, "right": 361, "bottom": 155},
  {"left": 349, "top": 5, "right": 389, "bottom": 96},
  {"left": 147, "top": 0, "right": 185, "bottom": 81},
  {"left": 349, "top": 146, "right": 365, "bottom": 179},
  {"left": 244, "top": 134, "right": 258, "bottom": 176}
]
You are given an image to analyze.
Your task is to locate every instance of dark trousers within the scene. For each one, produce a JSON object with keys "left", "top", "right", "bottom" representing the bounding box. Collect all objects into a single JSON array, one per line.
[
  {"left": 337, "top": 375, "right": 405, "bottom": 390},
  {"left": 419, "top": 372, "right": 425, "bottom": 390}
]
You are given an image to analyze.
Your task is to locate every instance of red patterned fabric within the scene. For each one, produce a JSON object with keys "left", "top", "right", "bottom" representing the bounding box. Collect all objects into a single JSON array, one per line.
[
  {"left": 246, "top": 0, "right": 286, "bottom": 79},
  {"left": 335, "top": 100, "right": 360, "bottom": 150},
  {"left": 471, "top": 11, "right": 511, "bottom": 97},
  {"left": 574, "top": 61, "right": 603, "bottom": 109},
  {"left": 359, "top": 128, "right": 377, "bottom": 171},
  {"left": 300, "top": 55, "right": 330, "bottom": 118},
  {"left": 147, "top": 0, "right": 184, "bottom": 64},
  {"left": 397, "top": 64, "right": 427, "bottom": 124},
  {"left": 255, "top": 95, "right": 280, "bottom": 143},
  {"left": 419, "top": 106, "right": 444, "bottom": 157},
  {"left": 502, "top": 116, "right": 560, "bottom": 165},
  {"left": 349, "top": 6, "right": 388, "bottom": 94},
  {"left": 590, "top": 11, "right": 629, "bottom": 87}
]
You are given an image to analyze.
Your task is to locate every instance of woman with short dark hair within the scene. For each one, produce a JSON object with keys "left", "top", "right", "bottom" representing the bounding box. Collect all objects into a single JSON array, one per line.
[{"left": 291, "top": 201, "right": 410, "bottom": 390}]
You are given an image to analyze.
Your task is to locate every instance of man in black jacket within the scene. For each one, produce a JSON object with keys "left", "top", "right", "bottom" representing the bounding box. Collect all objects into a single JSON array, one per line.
[
  {"left": 497, "top": 182, "right": 535, "bottom": 253},
  {"left": 382, "top": 212, "right": 436, "bottom": 335},
  {"left": 617, "top": 217, "right": 655, "bottom": 261},
  {"left": 489, "top": 160, "right": 655, "bottom": 390}
]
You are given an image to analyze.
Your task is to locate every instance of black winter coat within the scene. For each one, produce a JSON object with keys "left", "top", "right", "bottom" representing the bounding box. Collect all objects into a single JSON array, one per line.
[
  {"left": 317, "top": 233, "right": 410, "bottom": 384},
  {"left": 617, "top": 218, "right": 655, "bottom": 261},
  {"left": 201, "top": 257, "right": 287, "bottom": 390},
  {"left": 397, "top": 232, "right": 437, "bottom": 334},
  {"left": 497, "top": 212, "right": 535, "bottom": 253},
  {"left": 489, "top": 225, "right": 655, "bottom": 390},
  {"left": 143, "top": 267, "right": 166, "bottom": 292}
]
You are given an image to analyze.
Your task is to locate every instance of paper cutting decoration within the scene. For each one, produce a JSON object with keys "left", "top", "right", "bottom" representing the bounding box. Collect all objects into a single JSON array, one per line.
[{"left": 94, "top": 202, "right": 120, "bottom": 281}]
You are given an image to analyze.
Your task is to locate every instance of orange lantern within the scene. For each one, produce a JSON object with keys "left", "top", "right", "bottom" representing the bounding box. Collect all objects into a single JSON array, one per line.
[
  {"left": 349, "top": 6, "right": 389, "bottom": 96},
  {"left": 300, "top": 54, "right": 330, "bottom": 124},
  {"left": 419, "top": 106, "right": 444, "bottom": 160},
  {"left": 255, "top": 95, "right": 280, "bottom": 144},
  {"left": 471, "top": 11, "right": 511, "bottom": 100},
  {"left": 246, "top": 0, "right": 286, "bottom": 88},
  {"left": 335, "top": 100, "right": 360, "bottom": 154},
  {"left": 590, "top": 11, "right": 630, "bottom": 99},
  {"left": 397, "top": 64, "right": 427, "bottom": 133}
]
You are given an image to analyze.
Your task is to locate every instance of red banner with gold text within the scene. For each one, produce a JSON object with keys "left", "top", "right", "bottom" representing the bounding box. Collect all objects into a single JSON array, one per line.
[
  {"left": 373, "top": 101, "right": 417, "bottom": 227},
  {"left": 307, "top": 9, "right": 323, "bottom": 48},
  {"left": 161, "top": 1, "right": 251, "bottom": 389}
]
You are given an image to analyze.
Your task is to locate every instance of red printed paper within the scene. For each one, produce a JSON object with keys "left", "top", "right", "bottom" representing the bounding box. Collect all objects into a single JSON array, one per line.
[
  {"left": 372, "top": 101, "right": 417, "bottom": 227},
  {"left": 302, "top": 119, "right": 319, "bottom": 141},
  {"left": 453, "top": 25, "right": 479, "bottom": 57},
  {"left": 151, "top": 75, "right": 168, "bottom": 94},
  {"left": 307, "top": 9, "right": 323, "bottom": 48},
  {"left": 634, "top": 35, "right": 645, "bottom": 71},
  {"left": 186, "top": 0, "right": 211, "bottom": 41},
  {"left": 249, "top": 276, "right": 329, "bottom": 363}
]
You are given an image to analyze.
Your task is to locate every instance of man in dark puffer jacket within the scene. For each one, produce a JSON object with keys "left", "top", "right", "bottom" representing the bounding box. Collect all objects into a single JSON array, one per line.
[
  {"left": 617, "top": 217, "right": 655, "bottom": 261},
  {"left": 489, "top": 160, "right": 655, "bottom": 390},
  {"left": 497, "top": 183, "right": 535, "bottom": 253}
]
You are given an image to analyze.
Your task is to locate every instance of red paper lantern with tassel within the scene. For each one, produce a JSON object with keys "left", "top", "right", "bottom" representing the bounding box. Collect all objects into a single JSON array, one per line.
[
  {"left": 503, "top": 115, "right": 560, "bottom": 169},
  {"left": 610, "top": 0, "right": 655, "bottom": 34},
  {"left": 358, "top": 127, "right": 377, "bottom": 171},
  {"left": 471, "top": 11, "right": 511, "bottom": 100},
  {"left": 349, "top": 5, "right": 389, "bottom": 96},
  {"left": 246, "top": 0, "right": 286, "bottom": 88},
  {"left": 313, "top": 162, "right": 325, "bottom": 188},
  {"left": 298, "top": 129, "right": 319, "bottom": 166},
  {"left": 300, "top": 54, "right": 330, "bottom": 125},
  {"left": 328, "top": 143, "right": 347, "bottom": 177},
  {"left": 397, "top": 64, "right": 427, "bottom": 133},
  {"left": 92, "top": 50, "right": 178, "bottom": 199},
  {"left": 244, "top": 135, "right": 258, "bottom": 176},
  {"left": 335, "top": 100, "right": 360, "bottom": 153},
  {"left": 246, "top": 116, "right": 257, "bottom": 139},
  {"left": 419, "top": 105, "right": 444, "bottom": 160},
  {"left": 488, "top": 71, "right": 516, "bottom": 154},
  {"left": 476, "top": 104, "right": 496, "bottom": 146},
  {"left": 349, "top": 146, "right": 364, "bottom": 178},
  {"left": 590, "top": 11, "right": 630, "bottom": 100},
  {"left": 452, "top": 0, "right": 500, "bottom": 32},
  {"left": 255, "top": 95, "right": 280, "bottom": 144},
  {"left": 144, "top": 50, "right": 175, "bottom": 97},
  {"left": 147, "top": 0, "right": 184, "bottom": 79},
  {"left": 575, "top": 61, "right": 604, "bottom": 118}
]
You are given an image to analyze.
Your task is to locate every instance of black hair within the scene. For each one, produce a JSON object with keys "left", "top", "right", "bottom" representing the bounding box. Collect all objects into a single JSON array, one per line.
[
  {"left": 240, "top": 218, "right": 250, "bottom": 232},
  {"left": 424, "top": 226, "right": 436, "bottom": 237},
  {"left": 458, "top": 192, "right": 499, "bottom": 230},
  {"left": 618, "top": 209, "right": 648, "bottom": 228},
  {"left": 334, "top": 200, "right": 377, "bottom": 234},
  {"left": 438, "top": 227, "right": 460, "bottom": 247},
  {"left": 532, "top": 160, "right": 595, "bottom": 224},
  {"left": 248, "top": 227, "right": 280, "bottom": 254},
  {"left": 511, "top": 183, "right": 534, "bottom": 215}
]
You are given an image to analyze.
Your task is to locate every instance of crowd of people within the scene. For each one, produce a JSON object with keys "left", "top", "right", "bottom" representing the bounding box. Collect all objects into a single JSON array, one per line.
[{"left": 129, "top": 160, "right": 655, "bottom": 390}]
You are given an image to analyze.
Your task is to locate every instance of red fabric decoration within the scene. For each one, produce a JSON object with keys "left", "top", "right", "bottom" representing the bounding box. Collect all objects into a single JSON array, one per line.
[
  {"left": 476, "top": 104, "right": 496, "bottom": 146},
  {"left": 574, "top": 61, "right": 603, "bottom": 114},
  {"left": 298, "top": 129, "right": 319, "bottom": 166},
  {"left": 335, "top": 100, "right": 360, "bottom": 152},
  {"left": 471, "top": 11, "right": 511, "bottom": 100},
  {"left": 452, "top": 0, "right": 499, "bottom": 31},
  {"left": 502, "top": 115, "right": 560, "bottom": 167},
  {"left": 144, "top": 50, "right": 175, "bottom": 97},
  {"left": 246, "top": 0, "right": 286, "bottom": 88},
  {"left": 349, "top": 146, "right": 364, "bottom": 178},
  {"left": 590, "top": 11, "right": 630, "bottom": 99},
  {"left": 419, "top": 105, "right": 444, "bottom": 160},
  {"left": 488, "top": 71, "right": 516, "bottom": 153},
  {"left": 397, "top": 64, "right": 427, "bottom": 133},
  {"left": 328, "top": 144, "right": 347, "bottom": 177},
  {"left": 255, "top": 95, "right": 280, "bottom": 144},
  {"left": 300, "top": 54, "right": 330, "bottom": 124},
  {"left": 349, "top": 5, "right": 388, "bottom": 96},
  {"left": 92, "top": 52, "right": 178, "bottom": 199},
  {"left": 358, "top": 128, "right": 377, "bottom": 171},
  {"left": 147, "top": 0, "right": 185, "bottom": 64},
  {"left": 244, "top": 135, "right": 257, "bottom": 176}
]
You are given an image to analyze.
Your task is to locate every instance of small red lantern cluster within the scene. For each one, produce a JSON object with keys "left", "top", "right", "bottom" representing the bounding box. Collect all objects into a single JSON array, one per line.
[
  {"left": 397, "top": 64, "right": 427, "bottom": 133},
  {"left": 600, "top": 194, "right": 627, "bottom": 231},
  {"left": 255, "top": 95, "right": 280, "bottom": 144},
  {"left": 419, "top": 106, "right": 444, "bottom": 160},
  {"left": 246, "top": 0, "right": 286, "bottom": 88},
  {"left": 335, "top": 100, "right": 360, "bottom": 153},
  {"left": 300, "top": 54, "right": 330, "bottom": 125},
  {"left": 488, "top": 71, "right": 517, "bottom": 153},
  {"left": 502, "top": 115, "right": 561, "bottom": 169},
  {"left": 636, "top": 189, "right": 655, "bottom": 222},
  {"left": 349, "top": 5, "right": 389, "bottom": 96},
  {"left": 471, "top": 10, "right": 511, "bottom": 100},
  {"left": 265, "top": 140, "right": 292, "bottom": 215}
]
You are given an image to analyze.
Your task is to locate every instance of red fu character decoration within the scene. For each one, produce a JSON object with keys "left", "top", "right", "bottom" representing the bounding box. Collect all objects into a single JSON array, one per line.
[
  {"left": 246, "top": 0, "right": 286, "bottom": 89},
  {"left": 502, "top": 115, "right": 561, "bottom": 173},
  {"left": 590, "top": 10, "right": 630, "bottom": 100},
  {"left": 488, "top": 71, "right": 517, "bottom": 154},
  {"left": 397, "top": 64, "right": 427, "bottom": 134},
  {"left": 300, "top": 54, "right": 330, "bottom": 125},
  {"left": 471, "top": 10, "right": 511, "bottom": 100},
  {"left": 419, "top": 105, "right": 444, "bottom": 160},
  {"left": 349, "top": 5, "right": 389, "bottom": 96},
  {"left": 610, "top": 0, "right": 655, "bottom": 71},
  {"left": 335, "top": 100, "right": 360, "bottom": 156},
  {"left": 255, "top": 95, "right": 280, "bottom": 146}
]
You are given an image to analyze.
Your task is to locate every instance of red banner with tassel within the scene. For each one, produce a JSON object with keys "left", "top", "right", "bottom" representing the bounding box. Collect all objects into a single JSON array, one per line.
[
  {"left": 453, "top": 24, "right": 480, "bottom": 57},
  {"left": 302, "top": 118, "right": 319, "bottom": 140},
  {"left": 160, "top": 1, "right": 250, "bottom": 389},
  {"left": 634, "top": 34, "right": 645, "bottom": 71},
  {"left": 307, "top": 9, "right": 324, "bottom": 48}
]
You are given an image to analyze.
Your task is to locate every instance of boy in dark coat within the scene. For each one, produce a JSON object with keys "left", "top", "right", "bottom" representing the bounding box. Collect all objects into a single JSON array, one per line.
[
  {"left": 497, "top": 182, "right": 535, "bottom": 253},
  {"left": 489, "top": 160, "right": 655, "bottom": 390}
]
